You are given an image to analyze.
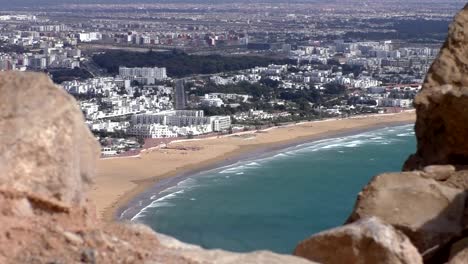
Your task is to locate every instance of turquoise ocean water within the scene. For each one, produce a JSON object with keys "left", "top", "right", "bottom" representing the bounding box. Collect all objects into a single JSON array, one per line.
[{"left": 132, "top": 124, "right": 416, "bottom": 254}]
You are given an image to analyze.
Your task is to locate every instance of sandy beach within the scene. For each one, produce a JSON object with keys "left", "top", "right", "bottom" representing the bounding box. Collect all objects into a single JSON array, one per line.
[{"left": 92, "top": 111, "right": 416, "bottom": 221}]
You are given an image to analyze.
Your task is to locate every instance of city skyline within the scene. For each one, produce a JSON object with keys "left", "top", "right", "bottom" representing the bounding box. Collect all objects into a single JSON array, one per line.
[{"left": 0, "top": 0, "right": 460, "bottom": 154}]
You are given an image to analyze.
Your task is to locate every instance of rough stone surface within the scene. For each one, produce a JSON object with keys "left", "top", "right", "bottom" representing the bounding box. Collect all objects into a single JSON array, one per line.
[
  {"left": 448, "top": 237, "right": 468, "bottom": 263},
  {"left": 449, "top": 250, "right": 468, "bottom": 264},
  {"left": 294, "top": 217, "right": 423, "bottom": 264},
  {"left": 157, "top": 233, "right": 316, "bottom": 264},
  {"left": 423, "top": 165, "right": 456, "bottom": 181},
  {"left": 404, "top": 5, "right": 468, "bottom": 170},
  {"left": 0, "top": 72, "right": 315, "bottom": 264},
  {"left": 346, "top": 172, "right": 466, "bottom": 254},
  {"left": 0, "top": 72, "right": 100, "bottom": 205}
]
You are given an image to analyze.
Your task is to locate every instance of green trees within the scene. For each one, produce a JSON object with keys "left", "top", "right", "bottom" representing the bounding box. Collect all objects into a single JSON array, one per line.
[
  {"left": 133, "top": 88, "right": 142, "bottom": 98},
  {"left": 93, "top": 50, "right": 291, "bottom": 77},
  {"left": 323, "top": 83, "right": 346, "bottom": 95},
  {"left": 50, "top": 67, "right": 93, "bottom": 84},
  {"left": 279, "top": 89, "right": 321, "bottom": 104}
]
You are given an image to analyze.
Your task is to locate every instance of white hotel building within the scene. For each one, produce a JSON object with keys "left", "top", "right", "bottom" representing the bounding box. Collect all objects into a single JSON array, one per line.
[
  {"left": 119, "top": 66, "right": 167, "bottom": 85},
  {"left": 128, "top": 110, "right": 231, "bottom": 138},
  {"left": 127, "top": 124, "right": 179, "bottom": 138}
]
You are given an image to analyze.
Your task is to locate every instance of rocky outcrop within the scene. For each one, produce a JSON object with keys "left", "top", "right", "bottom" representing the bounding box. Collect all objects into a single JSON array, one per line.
[
  {"left": 157, "top": 233, "right": 314, "bottom": 264},
  {"left": 404, "top": 4, "right": 468, "bottom": 170},
  {"left": 294, "top": 217, "right": 423, "bottom": 264},
  {"left": 346, "top": 172, "right": 466, "bottom": 254},
  {"left": 0, "top": 72, "right": 99, "bottom": 206},
  {"left": 448, "top": 237, "right": 468, "bottom": 264},
  {"left": 0, "top": 72, "right": 315, "bottom": 264}
]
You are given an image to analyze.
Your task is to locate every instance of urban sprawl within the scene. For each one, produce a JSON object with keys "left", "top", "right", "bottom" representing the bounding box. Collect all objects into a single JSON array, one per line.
[{"left": 0, "top": 0, "right": 464, "bottom": 156}]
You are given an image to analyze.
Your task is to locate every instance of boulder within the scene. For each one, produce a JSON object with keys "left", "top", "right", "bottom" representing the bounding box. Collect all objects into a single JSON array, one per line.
[
  {"left": 404, "top": 5, "right": 468, "bottom": 170},
  {"left": 0, "top": 72, "right": 100, "bottom": 205},
  {"left": 293, "top": 217, "right": 422, "bottom": 264},
  {"left": 448, "top": 237, "right": 468, "bottom": 263},
  {"left": 442, "top": 234, "right": 468, "bottom": 264},
  {"left": 423, "top": 165, "right": 456, "bottom": 181},
  {"left": 347, "top": 172, "right": 466, "bottom": 255},
  {"left": 442, "top": 170, "right": 468, "bottom": 190},
  {"left": 449, "top": 250, "right": 468, "bottom": 264},
  {"left": 156, "top": 232, "right": 316, "bottom": 264}
]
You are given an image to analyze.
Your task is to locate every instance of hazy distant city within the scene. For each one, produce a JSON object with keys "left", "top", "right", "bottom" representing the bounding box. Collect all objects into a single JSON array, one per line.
[{"left": 0, "top": 0, "right": 464, "bottom": 156}]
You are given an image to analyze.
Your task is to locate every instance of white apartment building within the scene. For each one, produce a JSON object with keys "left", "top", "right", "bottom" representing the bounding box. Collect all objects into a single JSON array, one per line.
[
  {"left": 78, "top": 32, "right": 102, "bottom": 42},
  {"left": 131, "top": 110, "right": 231, "bottom": 134},
  {"left": 378, "top": 98, "right": 413, "bottom": 108},
  {"left": 210, "top": 116, "right": 231, "bottom": 132},
  {"left": 119, "top": 66, "right": 167, "bottom": 81},
  {"left": 201, "top": 97, "right": 224, "bottom": 107},
  {"left": 127, "top": 124, "right": 178, "bottom": 138},
  {"left": 131, "top": 110, "right": 210, "bottom": 127}
]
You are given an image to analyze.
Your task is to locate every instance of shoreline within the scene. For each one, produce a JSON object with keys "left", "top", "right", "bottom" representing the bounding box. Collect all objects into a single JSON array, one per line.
[
  {"left": 93, "top": 111, "right": 416, "bottom": 222},
  {"left": 118, "top": 120, "right": 414, "bottom": 222}
]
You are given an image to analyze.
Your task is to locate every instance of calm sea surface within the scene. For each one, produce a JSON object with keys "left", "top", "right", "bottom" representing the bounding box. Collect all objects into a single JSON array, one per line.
[{"left": 133, "top": 124, "right": 416, "bottom": 254}]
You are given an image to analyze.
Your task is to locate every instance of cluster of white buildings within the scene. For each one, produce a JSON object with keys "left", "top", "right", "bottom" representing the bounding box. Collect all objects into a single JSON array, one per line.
[
  {"left": 234, "top": 109, "right": 291, "bottom": 121},
  {"left": 290, "top": 40, "right": 437, "bottom": 76},
  {"left": 209, "top": 74, "right": 261, "bottom": 85},
  {"left": 0, "top": 50, "right": 81, "bottom": 71},
  {"left": 128, "top": 110, "right": 231, "bottom": 138},
  {"left": 0, "top": 15, "right": 37, "bottom": 21},
  {"left": 77, "top": 32, "right": 102, "bottom": 42},
  {"left": 63, "top": 77, "right": 120, "bottom": 95},
  {"left": 347, "top": 85, "right": 420, "bottom": 110},
  {"left": 250, "top": 64, "right": 288, "bottom": 76},
  {"left": 245, "top": 63, "right": 383, "bottom": 90},
  {"left": 334, "top": 75, "right": 382, "bottom": 89}
]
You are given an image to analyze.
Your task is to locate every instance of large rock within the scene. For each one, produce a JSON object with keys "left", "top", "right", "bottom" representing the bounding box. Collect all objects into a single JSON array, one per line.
[
  {"left": 449, "top": 250, "right": 468, "bottom": 264},
  {"left": 404, "top": 5, "right": 468, "bottom": 170},
  {"left": 0, "top": 72, "right": 100, "bottom": 205},
  {"left": 448, "top": 237, "right": 468, "bottom": 264},
  {"left": 293, "top": 217, "right": 422, "bottom": 264},
  {"left": 156, "top": 232, "right": 316, "bottom": 264},
  {"left": 346, "top": 172, "right": 466, "bottom": 255}
]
